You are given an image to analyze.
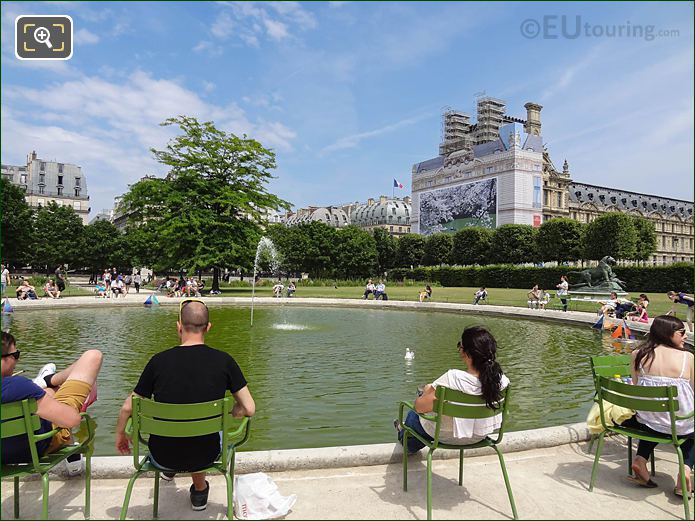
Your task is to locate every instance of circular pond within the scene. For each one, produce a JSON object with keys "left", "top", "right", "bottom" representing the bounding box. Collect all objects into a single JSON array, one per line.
[{"left": 5, "top": 305, "right": 626, "bottom": 455}]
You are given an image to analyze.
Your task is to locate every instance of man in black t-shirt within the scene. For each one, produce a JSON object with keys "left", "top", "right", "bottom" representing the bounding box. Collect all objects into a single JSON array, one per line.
[
  {"left": 54, "top": 265, "right": 66, "bottom": 293},
  {"left": 115, "top": 300, "right": 255, "bottom": 511}
]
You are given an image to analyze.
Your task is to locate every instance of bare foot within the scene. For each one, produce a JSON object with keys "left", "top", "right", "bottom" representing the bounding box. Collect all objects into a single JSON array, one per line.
[{"left": 631, "top": 457, "right": 650, "bottom": 483}]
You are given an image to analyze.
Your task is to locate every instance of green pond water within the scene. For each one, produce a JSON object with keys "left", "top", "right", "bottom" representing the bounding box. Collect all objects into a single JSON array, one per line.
[{"left": 3, "top": 305, "right": 631, "bottom": 455}]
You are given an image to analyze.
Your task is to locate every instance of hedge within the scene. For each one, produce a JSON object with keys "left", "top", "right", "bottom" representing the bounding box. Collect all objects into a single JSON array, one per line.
[{"left": 389, "top": 262, "right": 693, "bottom": 293}]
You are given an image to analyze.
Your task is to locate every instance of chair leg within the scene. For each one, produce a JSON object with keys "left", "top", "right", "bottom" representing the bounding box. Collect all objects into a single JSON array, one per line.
[
  {"left": 650, "top": 451, "right": 656, "bottom": 477},
  {"left": 224, "top": 471, "right": 234, "bottom": 520},
  {"left": 153, "top": 471, "right": 160, "bottom": 518},
  {"left": 458, "top": 449, "right": 464, "bottom": 486},
  {"left": 493, "top": 446, "right": 518, "bottom": 520},
  {"left": 85, "top": 452, "right": 92, "bottom": 519},
  {"left": 589, "top": 432, "right": 606, "bottom": 492},
  {"left": 426, "top": 449, "right": 434, "bottom": 521},
  {"left": 41, "top": 473, "right": 50, "bottom": 520},
  {"left": 587, "top": 434, "right": 595, "bottom": 454},
  {"left": 627, "top": 436, "right": 633, "bottom": 476},
  {"left": 675, "top": 446, "right": 691, "bottom": 520},
  {"left": 402, "top": 431, "right": 409, "bottom": 492},
  {"left": 120, "top": 470, "right": 145, "bottom": 520},
  {"left": 13, "top": 476, "right": 19, "bottom": 519}
]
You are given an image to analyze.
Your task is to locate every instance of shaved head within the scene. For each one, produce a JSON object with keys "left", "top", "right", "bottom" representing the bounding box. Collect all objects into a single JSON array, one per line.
[{"left": 180, "top": 301, "right": 209, "bottom": 333}]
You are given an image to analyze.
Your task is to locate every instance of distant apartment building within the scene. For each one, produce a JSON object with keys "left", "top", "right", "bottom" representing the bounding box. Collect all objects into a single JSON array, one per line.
[
  {"left": 1, "top": 151, "right": 90, "bottom": 224},
  {"left": 411, "top": 98, "right": 693, "bottom": 265}
]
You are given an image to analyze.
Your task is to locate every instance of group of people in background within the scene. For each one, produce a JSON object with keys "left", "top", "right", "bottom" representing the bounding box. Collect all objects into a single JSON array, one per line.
[
  {"left": 156, "top": 275, "right": 203, "bottom": 298},
  {"left": 272, "top": 280, "right": 296, "bottom": 298},
  {"left": 95, "top": 268, "right": 142, "bottom": 298},
  {"left": 362, "top": 279, "right": 389, "bottom": 300}
]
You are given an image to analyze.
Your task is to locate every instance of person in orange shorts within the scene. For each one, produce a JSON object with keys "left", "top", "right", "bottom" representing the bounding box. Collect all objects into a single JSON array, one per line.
[{"left": 1, "top": 332, "right": 102, "bottom": 472}]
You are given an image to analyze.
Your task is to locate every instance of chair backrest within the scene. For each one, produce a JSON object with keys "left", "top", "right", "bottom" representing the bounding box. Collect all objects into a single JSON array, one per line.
[
  {"left": 595, "top": 376, "right": 681, "bottom": 441},
  {"left": 1, "top": 399, "right": 45, "bottom": 469},
  {"left": 590, "top": 354, "right": 632, "bottom": 391},
  {"left": 130, "top": 396, "right": 235, "bottom": 468},
  {"left": 431, "top": 385, "right": 510, "bottom": 447}
]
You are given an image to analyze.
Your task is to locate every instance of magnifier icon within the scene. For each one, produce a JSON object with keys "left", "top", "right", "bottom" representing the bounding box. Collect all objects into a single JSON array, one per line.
[{"left": 33, "top": 26, "right": 53, "bottom": 49}]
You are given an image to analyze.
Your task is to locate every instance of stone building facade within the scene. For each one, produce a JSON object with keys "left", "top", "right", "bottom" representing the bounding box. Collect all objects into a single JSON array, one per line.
[
  {"left": 1, "top": 151, "right": 91, "bottom": 224},
  {"left": 412, "top": 98, "right": 694, "bottom": 265}
]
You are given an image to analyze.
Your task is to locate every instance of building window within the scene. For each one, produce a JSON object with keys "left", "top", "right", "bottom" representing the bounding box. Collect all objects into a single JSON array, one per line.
[
  {"left": 662, "top": 236, "right": 666, "bottom": 247},
  {"left": 533, "top": 177, "right": 542, "bottom": 209},
  {"left": 39, "top": 185, "right": 44, "bottom": 194},
  {"left": 58, "top": 163, "right": 64, "bottom": 174},
  {"left": 543, "top": 191, "right": 549, "bottom": 206},
  {"left": 485, "top": 166, "right": 493, "bottom": 174},
  {"left": 74, "top": 188, "right": 80, "bottom": 197},
  {"left": 73, "top": 201, "right": 80, "bottom": 210},
  {"left": 390, "top": 226, "right": 394, "bottom": 232},
  {"left": 75, "top": 177, "right": 81, "bottom": 187},
  {"left": 674, "top": 238, "right": 680, "bottom": 251},
  {"left": 57, "top": 187, "right": 63, "bottom": 196},
  {"left": 20, "top": 174, "right": 27, "bottom": 184},
  {"left": 557, "top": 193, "right": 562, "bottom": 208},
  {"left": 40, "top": 162, "right": 45, "bottom": 171},
  {"left": 57, "top": 175, "right": 63, "bottom": 185},
  {"left": 39, "top": 173, "right": 45, "bottom": 184},
  {"left": 398, "top": 227, "right": 402, "bottom": 232}
]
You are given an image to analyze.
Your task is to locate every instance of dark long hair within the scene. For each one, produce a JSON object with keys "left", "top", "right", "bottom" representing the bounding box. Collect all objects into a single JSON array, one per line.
[
  {"left": 634, "top": 315, "right": 685, "bottom": 371},
  {"left": 460, "top": 326, "right": 504, "bottom": 410}
]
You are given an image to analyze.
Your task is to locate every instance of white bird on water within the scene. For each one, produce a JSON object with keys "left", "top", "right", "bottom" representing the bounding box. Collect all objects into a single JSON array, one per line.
[{"left": 404, "top": 348, "right": 415, "bottom": 360}]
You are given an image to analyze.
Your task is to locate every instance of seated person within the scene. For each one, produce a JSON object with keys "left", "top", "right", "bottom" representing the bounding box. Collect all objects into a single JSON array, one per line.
[
  {"left": 621, "top": 315, "right": 692, "bottom": 493},
  {"left": 538, "top": 289, "right": 550, "bottom": 310},
  {"left": 189, "top": 278, "right": 201, "bottom": 298},
  {"left": 363, "top": 279, "right": 375, "bottom": 299},
  {"left": 627, "top": 295, "right": 649, "bottom": 323},
  {"left": 615, "top": 300, "right": 636, "bottom": 319},
  {"left": 286, "top": 281, "right": 296, "bottom": 298},
  {"left": 1, "top": 332, "right": 102, "bottom": 468},
  {"left": 599, "top": 292, "right": 621, "bottom": 316},
  {"left": 43, "top": 279, "right": 60, "bottom": 299},
  {"left": 16, "top": 280, "right": 38, "bottom": 300},
  {"left": 111, "top": 277, "right": 125, "bottom": 298},
  {"left": 116, "top": 300, "right": 255, "bottom": 511},
  {"left": 418, "top": 285, "right": 433, "bottom": 303},
  {"left": 527, "top": 285, "right": 541, "bottom": 309},
  {"left": 395, "top": 326, "right": 510, "bottom": 452},
  {"left": 272, "top": 281, "right": 284, "bottom": 298},
  {"left": 472, "top": 287, "right": 488, "bottom": 305},
  {"left": 94, "top": 283, "right": 107, "bottom": 298},
  {"left": 374, "top": 281, "right": 388, "bottom": 301}
]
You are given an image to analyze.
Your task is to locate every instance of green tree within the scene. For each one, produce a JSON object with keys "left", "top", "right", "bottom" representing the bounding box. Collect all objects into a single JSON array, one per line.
[
  {"left": 489, "top": 224, "right": 539, "bottom": 265},
  {"left": 333, "top": 226, "right": 377, "bottom": 278},
  {"left": 372, "top": 228, "right": 397, "bottom": 274},
  {"left": 422, "top": 233, "right": 453, "bottom": 266},
  {"left": 630, "top": 215, "right": 657, "bottom": 264},
  {"left": 451, "top": 227, "right": 493, "bottom": 265},
  {"left": 583, "top": 212, "right": 638, "bottom": 261},
  {"left": 1, "top": 177, "right": 33, "bottom": 268},
  {"left": 396, "top": 234, "right": 426, "bottom": 268},
  {"left": 296, "top": 221, "right": 337, "bottom": 277},
  {"left": 82, "top": 220, "right": 121, "bottom": 275},
  {"left": 118, "top": 116, "right": 291, "bottom": 291},
  {"left": 537, "top": 218, "right": 584, "bottom": 263},
  {"left": 30, "top": 202, "right": 84, "bottom": 272}
]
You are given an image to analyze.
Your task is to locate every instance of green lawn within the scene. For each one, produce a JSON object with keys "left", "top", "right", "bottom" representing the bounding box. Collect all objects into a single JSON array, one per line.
[{"left": 206, "top": 285, "right": 678, "bottom": 318}]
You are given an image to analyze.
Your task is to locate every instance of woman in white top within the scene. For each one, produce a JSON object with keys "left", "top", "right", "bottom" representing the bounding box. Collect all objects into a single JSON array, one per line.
[
  {"left": 624, "top": 315, "right": 693, "bottom": 496},
  {"left": 556, "top": 275, "right": 569, "bottom": 312},
  {"left": 396, "top": 326, "right": 510, "bottom": 452}
]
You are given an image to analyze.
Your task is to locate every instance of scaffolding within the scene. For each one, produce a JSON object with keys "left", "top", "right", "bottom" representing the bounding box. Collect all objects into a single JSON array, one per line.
[
  {"left": 475, "top": 97, "right": 506, "bottom": 145},
  {"left": 439, "top": 108, "right": 473, "bottom": 156}
]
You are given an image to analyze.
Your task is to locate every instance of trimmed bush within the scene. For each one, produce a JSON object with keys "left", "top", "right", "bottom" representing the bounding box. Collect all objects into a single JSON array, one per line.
[{"left": 390, "top": 263, "right": 693, "bottom": 293}]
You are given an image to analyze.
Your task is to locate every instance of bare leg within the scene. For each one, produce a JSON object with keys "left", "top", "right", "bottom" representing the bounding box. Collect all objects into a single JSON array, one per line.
[
  {"left": 191, "top": 472, "right": 207, "bottom": 491},
  {"left": 676, "top": 467, "right": 692, "bottom": 494},
  {"left": 631, "top": 455, "right": 650, "bottom": 482},
  {"left": 49, "top": 350, "right": 103, "bottom": 387}
]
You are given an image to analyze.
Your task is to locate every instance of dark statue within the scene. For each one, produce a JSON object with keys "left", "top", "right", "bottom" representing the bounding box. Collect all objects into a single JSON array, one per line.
[{"left": 568, "top": 256, "right": 627, "bottom": 292}]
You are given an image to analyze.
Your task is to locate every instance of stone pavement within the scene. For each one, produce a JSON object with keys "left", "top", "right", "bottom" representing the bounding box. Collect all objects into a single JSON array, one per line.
[{"left": 2, "top": 438, "right": 690, "bottom": 519}]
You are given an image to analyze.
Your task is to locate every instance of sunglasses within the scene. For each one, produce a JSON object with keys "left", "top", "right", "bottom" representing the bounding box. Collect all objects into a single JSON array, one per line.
[
  {"left": 676, "top": 328, "right": 687, "bottom": 335},
  {"left": 178, "top": 298, "right": 207, "bottom": 322},
  {"left": 2, "top": 350, "right": 20, "bottom": 360}
]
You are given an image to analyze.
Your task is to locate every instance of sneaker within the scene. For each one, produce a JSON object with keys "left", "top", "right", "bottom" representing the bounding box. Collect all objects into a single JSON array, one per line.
[
  {"left": 160, "top": 471, "right": 176, "bottom": 481},
  {"left": 189, "top": 481, "right": 209, "bottom": 511},
  {"left": 65, "top": 454, "right": 83, "bottom": 477},
  {"left": 32, "top": 363, "right": 57, "bottom": 389}
]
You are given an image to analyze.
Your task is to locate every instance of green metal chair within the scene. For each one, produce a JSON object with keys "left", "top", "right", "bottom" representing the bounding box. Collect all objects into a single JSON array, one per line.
[
  {"left": 588, "top": 355, "right": 656, "bottom": 475},
  {"left": 0, "top": 398, "right": 96, "bottom": 519},
  {"left": 589, "top": 376, "right": 694, "bottom": 519},
  {"left": 119, "top": 395, "right": 251, "bottom": 520},
  {"left": 398, "top": 385, "right": 517, "bottom": 520}
]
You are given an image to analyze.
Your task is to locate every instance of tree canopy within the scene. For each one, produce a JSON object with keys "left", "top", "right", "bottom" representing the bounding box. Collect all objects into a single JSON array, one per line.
[
  {"left": 583, "top": 212, "right": 637, "bottom": 261},
  {"left": 1, "top": 177, "right": 34, "bottom": 268},
  {"left": 451, "top": 227, "right": 493, "bottom": 265},
  {"left": 489, "top": 224, "right": 539, "bottom": 264},
  {"left": 537, "top": 218, "right": 583, "bottom": 263},
  {"left": 30, "top": 202, "right": 84, "bottom": 271}
]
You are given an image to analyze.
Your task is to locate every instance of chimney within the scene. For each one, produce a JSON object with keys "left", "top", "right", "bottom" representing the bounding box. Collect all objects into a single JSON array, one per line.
[
  {"left": 524, "top": 102, "right": 542, "bottom": 136},
  {"left": 367, "top": 198, "right": 374, "bottom": 206},
  {"left": 379, "top": 195, "right": 387, "bottom": 204}
]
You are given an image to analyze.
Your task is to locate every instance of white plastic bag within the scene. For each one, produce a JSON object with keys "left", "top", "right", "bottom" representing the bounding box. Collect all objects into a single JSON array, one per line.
[{"left": 233, "top": 472, "right": 297, "bottom": 520}]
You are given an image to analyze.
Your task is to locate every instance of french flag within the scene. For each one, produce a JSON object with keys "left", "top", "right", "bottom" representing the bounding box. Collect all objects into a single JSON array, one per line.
[{"left": 393, "top": 179, "right": 404, "bottom": 189}]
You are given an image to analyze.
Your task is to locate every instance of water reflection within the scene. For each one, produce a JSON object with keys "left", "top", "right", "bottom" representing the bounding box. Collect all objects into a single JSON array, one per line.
[{"left": 7, "top": 306, "right": 638, "bottom": 455}]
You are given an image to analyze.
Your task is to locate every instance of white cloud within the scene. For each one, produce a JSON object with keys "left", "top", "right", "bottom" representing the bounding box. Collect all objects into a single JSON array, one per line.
[
  {"left": 2, "top": 70, "right": 298, "bottom": 216},
  {"left": 264, "top": 18, "right": 289, "bottom": 40},
  {"left": 74, "top": 28, "right": 100, "bottom": 45},
  {"left": 211, "top": 10, "right": 234, "bottom": 39}
]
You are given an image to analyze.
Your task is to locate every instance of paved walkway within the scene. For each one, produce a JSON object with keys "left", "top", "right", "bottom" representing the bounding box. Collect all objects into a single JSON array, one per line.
[{"left": 1, "top": 438, "right": 690, "bottom": 519}]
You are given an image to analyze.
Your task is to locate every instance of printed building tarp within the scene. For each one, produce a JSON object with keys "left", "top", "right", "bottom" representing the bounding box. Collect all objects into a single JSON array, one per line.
[{"left": 419, "top": 178, "right": 497, "bottom": 235}]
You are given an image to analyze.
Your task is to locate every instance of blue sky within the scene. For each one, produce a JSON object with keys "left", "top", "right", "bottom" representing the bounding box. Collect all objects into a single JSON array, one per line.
[{"left": 2, "top": 1, "right": 693, "bottom": 218}]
